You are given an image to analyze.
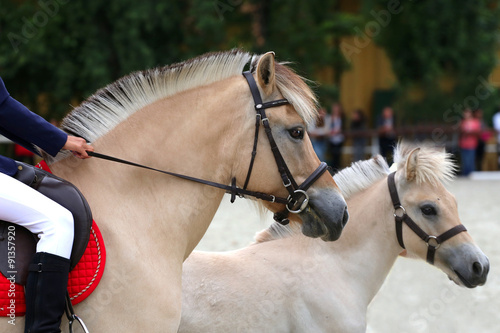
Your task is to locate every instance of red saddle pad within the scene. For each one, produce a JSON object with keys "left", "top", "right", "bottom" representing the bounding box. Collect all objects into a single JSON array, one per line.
[{"left": 0, "top": 161, "right": 106, "bottom": 317}]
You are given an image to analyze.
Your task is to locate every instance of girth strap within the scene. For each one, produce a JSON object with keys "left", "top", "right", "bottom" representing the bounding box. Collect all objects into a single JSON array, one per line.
[{"left": 387, "top": 172, "right": 467, "bottom": 264}]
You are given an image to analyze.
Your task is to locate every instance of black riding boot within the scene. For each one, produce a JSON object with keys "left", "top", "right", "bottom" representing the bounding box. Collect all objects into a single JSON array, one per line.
[{"left": 24, "top": 252, "right": 70, "bottom": 333}]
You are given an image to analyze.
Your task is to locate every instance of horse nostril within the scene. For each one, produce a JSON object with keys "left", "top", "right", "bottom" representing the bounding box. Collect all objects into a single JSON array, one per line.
[
  {"left": 472, "top": 261, "right": 483, "bottom": 276},
  {"left": 342, "top": 207, "right": 349, "bottom": 227}
]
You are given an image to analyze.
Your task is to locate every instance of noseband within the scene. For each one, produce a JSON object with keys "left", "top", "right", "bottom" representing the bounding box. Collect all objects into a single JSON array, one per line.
[
  {"left": 387, "top": 172, "right": 466, "bottom": 264},
  {"left": 242, "top": 71, "right": 328, "bottom": 224}
]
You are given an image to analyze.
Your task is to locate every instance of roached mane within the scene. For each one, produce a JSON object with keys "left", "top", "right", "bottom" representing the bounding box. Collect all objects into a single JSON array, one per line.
[
  {"left": 255, "top": 141, "right": 457, "bottom": 243},
  {"left": 46, "top": 50, "right": 318, "bottom": 163}
]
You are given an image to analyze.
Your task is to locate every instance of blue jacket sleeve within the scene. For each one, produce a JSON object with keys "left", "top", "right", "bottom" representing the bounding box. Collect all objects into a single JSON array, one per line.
[{"left": 0, "top": 78, "right": 68, "bottom": 158}]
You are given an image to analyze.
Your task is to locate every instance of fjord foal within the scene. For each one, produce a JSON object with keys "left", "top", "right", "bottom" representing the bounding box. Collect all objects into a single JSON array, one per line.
[
  {"left": 180, "top": 143, "right": 489, "bottom": 333},
  {"left": 1, "top": 51, "right": 347, "bottom": 332}
]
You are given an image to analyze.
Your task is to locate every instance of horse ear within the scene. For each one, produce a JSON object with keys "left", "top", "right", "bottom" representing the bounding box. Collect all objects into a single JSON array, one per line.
[
  {"left": 405, "top": 147, "right": 420, "bottom": 182},
  {"left": 256, "top": 52, "right": 276, "bottom": 96}
]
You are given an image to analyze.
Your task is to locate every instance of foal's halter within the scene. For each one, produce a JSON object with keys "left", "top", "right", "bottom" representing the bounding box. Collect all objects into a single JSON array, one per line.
[
  {"left": 87, "top": 71, "right": 327, "bottom": 224},
  {"left": 387, "top": 172, "right": 466, "bottom": 265}
]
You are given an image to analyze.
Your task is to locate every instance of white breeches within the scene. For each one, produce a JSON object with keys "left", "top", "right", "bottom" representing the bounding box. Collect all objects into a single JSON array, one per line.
[{"left": 0, "top": 172, "right": 74, "bottom": 259}]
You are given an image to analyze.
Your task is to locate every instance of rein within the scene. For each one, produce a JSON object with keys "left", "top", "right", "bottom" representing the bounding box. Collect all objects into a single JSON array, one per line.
[
  {"left": 387, "top": 172, "right": 466, "bottom": 264},
  {"left": 87, "top": 150, "right": 289, "bottom": 205},
  {"left": 85, "top": 70, "right": 327, "bottom": 224}
]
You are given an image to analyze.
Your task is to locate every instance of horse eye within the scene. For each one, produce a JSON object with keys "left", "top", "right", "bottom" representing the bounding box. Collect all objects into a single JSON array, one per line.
[
  {"left": 421, "top": 205, "right": 437, "bottom": 216},
  {"left": 288, "top": 127, "right": 304, "bottom": 140}
]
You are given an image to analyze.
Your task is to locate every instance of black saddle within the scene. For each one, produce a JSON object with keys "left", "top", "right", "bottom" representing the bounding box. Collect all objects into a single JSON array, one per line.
[{"left": 0, "top": 162, "right": 93, "bottom": 285}]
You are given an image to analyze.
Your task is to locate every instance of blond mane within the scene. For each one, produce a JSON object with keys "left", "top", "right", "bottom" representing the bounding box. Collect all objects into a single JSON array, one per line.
[
  {"left": 47, "top": 50, "right": 317, "bottom": 163},
  {"left": 255, "top": 155, "right": 390, "bottom": 243},
  {"left": 255, "top": 141, "right": 457, "bottom": 243}
]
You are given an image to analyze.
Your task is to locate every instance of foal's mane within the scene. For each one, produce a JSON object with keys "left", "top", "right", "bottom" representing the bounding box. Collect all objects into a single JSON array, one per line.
[
  {"left": 255, "top": 141, "right": 457, "bottom": 243},
  {"left": 47, "top": 50, "right": 317, "bottom": 163},
  {"left": 255, "top": 155, "right": 391, "bottom": 243}
]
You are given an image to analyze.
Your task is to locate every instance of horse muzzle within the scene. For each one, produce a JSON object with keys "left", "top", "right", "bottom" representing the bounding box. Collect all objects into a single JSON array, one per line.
[
  {"left": 299, "top": 188, "right": 348, "bottom": 241},
  {"left": 445, "top": 244, "right": 490, "bottom": 288}
]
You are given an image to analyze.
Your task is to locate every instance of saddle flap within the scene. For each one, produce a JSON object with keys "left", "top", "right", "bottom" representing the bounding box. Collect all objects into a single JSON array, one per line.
[{"left": 0, "top": 222, "right": 37, "bottom": 285}]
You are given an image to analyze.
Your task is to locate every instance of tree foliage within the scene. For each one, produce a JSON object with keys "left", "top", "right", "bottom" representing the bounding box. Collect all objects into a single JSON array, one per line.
[
  {"left": 364, "top": 0, "right": 500, "bottom": 122},
  {"left": 0, "top": 0, "right": 361, "bottom": 119},
  {"left": 0, "top": 0, "right": 499, "bottom": 123},
  {"left": 0, "top": 1, "right": 229, "bottom": 117}
]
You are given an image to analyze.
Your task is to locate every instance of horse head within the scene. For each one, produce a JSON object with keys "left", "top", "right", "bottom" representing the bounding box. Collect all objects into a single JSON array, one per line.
[
  {"left": 392, "top": 145, "right": 489, "bottom": 288},
  {"left": 236, "top": 52, "right": 348, "bottom": 241}
]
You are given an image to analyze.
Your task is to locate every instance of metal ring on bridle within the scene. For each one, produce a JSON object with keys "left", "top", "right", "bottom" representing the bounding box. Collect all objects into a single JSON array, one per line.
[
  {"left": 286, "top": 189, "right": 310, "bottom": 214},
  {"left": 393, "top": 205, "right": 406, "bottom": 218},
  {"left": 425, "top": 235, "right": 441, "bottom": 249}
]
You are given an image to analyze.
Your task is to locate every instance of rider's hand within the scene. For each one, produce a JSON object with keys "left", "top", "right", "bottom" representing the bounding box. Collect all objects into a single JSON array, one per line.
[{"left": 63, "top": 136, "right": 94, "bottom": 159}]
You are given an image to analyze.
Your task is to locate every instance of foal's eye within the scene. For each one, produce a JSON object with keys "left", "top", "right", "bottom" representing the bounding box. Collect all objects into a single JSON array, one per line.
[
  {"left": 288, "top": 127, "right": 304, "bottom": 140},
  {"left": 421, "top": 205, "right": 437, "bottom": 216}
]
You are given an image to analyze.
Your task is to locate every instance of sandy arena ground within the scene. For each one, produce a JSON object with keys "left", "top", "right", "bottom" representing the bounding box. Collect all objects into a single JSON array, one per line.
[{"left": 193, "top": 178, "right": 500, "bottom": 333}]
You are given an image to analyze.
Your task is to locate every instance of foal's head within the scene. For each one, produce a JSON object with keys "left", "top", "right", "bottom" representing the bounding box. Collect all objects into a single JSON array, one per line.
[{"left": 392, "top": 143, "right": 489, "bottom": 288}]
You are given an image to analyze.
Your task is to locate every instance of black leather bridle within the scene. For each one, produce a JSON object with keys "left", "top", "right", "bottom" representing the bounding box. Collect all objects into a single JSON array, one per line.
[
  {"left": 387, "top": 172, "right": 467, "bottom": 264},
  {"left": 242, "top": 71, "right": 328, "bottom": 224},
  {"left": 87, "top": 70, "right": 328, "bottom": 224}
]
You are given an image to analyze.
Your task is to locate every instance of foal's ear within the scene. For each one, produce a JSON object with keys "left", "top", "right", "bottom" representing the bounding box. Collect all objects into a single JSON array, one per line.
[
  {"left": 405, "top": 147, "right": 420, "bottom": 182},
  {"left": 256, "top": 52, "right": 276, "bottom": 96}
]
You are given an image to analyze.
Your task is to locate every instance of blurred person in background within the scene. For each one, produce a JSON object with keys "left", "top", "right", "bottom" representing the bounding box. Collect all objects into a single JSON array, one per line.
[
  {"left": 327, "top": 102, "right": 345, "bottom": 171},
  {"left": 308, "top": 107, "right": 328, "bottom": 162},
  {"left": 493, "top": 107, "right": 500, "bottom": 169},
  {"left": 473, "top": 108, "right": 489, "bottom": 171},
  {"left": 459, "top": 108, "right": 481, "bottom": 176},
  {"left": 350, "top": 108, "right": 367, "bottom": 162},
  {"left": 377, "top": 106, "right": 397, "bottom": 164}
]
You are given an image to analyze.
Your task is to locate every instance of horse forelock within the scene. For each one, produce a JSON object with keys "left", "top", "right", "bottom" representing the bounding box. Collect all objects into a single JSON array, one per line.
[
  {"left": 249, "top": 55, "right": 318, "bottom": 127},
  {"left": 273, "top": 63, "right": 318, "bottom": 127},
  {"left": 393, "top": 141, "right": 457, "bottom": 185}
]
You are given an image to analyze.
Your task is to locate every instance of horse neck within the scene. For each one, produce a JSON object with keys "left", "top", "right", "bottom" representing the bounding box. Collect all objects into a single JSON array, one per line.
[
  {"left": 304, "top": 176, "right": 402, "bottom": 306},
  {"left": 51, "top": 76, "right": 253, "bottom": 260}
]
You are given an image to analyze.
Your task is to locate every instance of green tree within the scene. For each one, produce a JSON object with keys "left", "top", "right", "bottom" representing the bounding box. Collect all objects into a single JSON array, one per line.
[
  {"left": 246, "top": 0, "right": 362, "bottom": 106},
  {"left": 0, "top": 1, "right": 230, "bottom": 118},
  {"left": 0, "top": 0, "right": 361, "bottom": 121},
  {"left": 364, "top": 0, "right": 500, "bottom": 122}
]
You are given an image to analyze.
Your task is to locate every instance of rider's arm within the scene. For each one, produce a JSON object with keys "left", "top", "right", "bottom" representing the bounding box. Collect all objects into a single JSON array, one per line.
[
  {"left": 0, "top": 78, "right": 93, "bottom": 159},
  {"left": 0, "top": 78, "right": 68, "bottom": 157}
]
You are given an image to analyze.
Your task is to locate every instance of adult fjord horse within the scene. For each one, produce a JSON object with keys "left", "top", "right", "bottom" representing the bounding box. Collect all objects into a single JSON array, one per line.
[
  {"left": 1, "top": 50, "right": 348, "bottom": 332},
  {"left": 179, "top": 142, "right": 489, "bottom": 333}
]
